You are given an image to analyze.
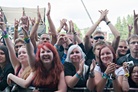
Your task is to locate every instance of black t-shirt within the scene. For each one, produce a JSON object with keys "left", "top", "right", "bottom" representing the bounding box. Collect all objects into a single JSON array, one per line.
[
  {"left": 117, "top": 54, "right": 138, "bottom": 65},
  {"left": 0, "top": 63, "right": 14, "bottom": 91},
  {"left": 64, "top": 62, "right": 89, "bottom": 88},
  {"left": 85, "top": 47, "right": 95, "bottom": 66}
]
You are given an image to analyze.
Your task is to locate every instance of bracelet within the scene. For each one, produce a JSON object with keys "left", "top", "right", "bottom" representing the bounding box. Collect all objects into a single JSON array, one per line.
[
  {"left": 106, "top": 21, "right": 111, "bottom": 25},
  {"left": 75, "top": 73, "right": 81, "bottom": 79},
  {"left": 24, "top": 37, "right": 30, "bottom": 44},
  {"left": 36, "top": 21, "right": 39, "bottom": 24},
  {"left": 124, "top": 73, "right": 129, "bottom": 77},
  {"left": 96, "top": 21, "right": 100, "bottom": 25},
  {"left": 2, "top": 30, "right": 7, "bottom": 35},
  {"left": 14, "top": 28, "right": 18, "bottom": 31},
  {"left": 3, "top": 34, "right": 8, "bottom": 38},
  {"left": 102, "top": 73, "right": 109, "bottom": 79},
  {"left": 89, "top": 72, "right": 95, "bottom": 78}
]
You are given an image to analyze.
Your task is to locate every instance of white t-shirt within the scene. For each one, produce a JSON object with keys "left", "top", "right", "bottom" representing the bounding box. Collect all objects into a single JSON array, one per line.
[{"left": 94, "top": 65, "right": 124, "bottom": 77}]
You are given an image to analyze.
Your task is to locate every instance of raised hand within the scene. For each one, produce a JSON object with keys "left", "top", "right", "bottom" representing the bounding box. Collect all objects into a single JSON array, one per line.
[
  {"left": 20, "top": 10, "right": 29, "bottom": 32},
  {"left": 127, "top": 24, "right": 133, "bottom": 32},
  {"left": 0, "top": 11, "right": 6, "bottom": 31},
  {"left": 56, "top": 34, "right": 65, "bottom": 46},
  {"left": 46, "top": 2, "right": 51, "bottom": 16},
  {"left": 29, "top": 17, "right": 36, "bottom": 26},
  {"left": 102, "top": 9, "right": 109, "bottom": 22},
  {"left": 14, "top": 19, "right": 20, "bottom": 29},
  {"left": 99, "top": 9, "right": 108, "bottom": 22},
  {"left": 36, "top": 6, "right": 41, "bottom": 23},
  {"left": 134, "top": 10, "right": 138, "bottom": 23}
]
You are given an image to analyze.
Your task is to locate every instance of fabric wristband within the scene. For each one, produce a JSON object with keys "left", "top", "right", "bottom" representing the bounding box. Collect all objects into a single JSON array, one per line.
[
  {"left": 75, "top": 73, "right": 81, "bottom": 79},
  {"left": 24, "top": 37, "right": 30, "bottom": 44},
  {"left": 3, "top": 34, "right": 8, "bottom": 38},
  {"left": 102, "top": 73, "right": 109, "bottom": 79}
]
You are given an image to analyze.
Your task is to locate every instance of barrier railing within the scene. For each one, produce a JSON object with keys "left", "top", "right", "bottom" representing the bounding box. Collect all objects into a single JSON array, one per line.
[
  {"left": 1, "top": 87, "right": 138, "bottom": 92},
  {"left": 68, "top": 87, "right": 138, "bottom": 92}
]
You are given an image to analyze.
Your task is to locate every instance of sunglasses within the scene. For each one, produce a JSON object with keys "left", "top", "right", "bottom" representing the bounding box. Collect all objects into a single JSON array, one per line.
[{"left": 93, "top": 36, "right": 104, "bottom": 40}]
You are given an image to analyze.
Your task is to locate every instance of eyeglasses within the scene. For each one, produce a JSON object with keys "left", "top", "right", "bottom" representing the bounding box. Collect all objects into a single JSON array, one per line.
[
  {"left": 130, "top": 42, "right": 138, "bottom": 45},
  {"left": 15, "top": 45, "right": 23, "bottom": 49},
  {"left": 93, "top": 36, "right": 104, "bottom": 40}
]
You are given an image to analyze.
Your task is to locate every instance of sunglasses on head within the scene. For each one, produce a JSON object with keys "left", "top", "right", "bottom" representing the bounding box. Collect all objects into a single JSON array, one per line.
[{"left": 93, "top": 36, "right": 104, "bottom": 40}]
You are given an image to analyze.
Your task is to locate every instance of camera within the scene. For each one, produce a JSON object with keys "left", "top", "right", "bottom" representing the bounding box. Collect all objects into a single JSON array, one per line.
[{"left": 127, "top": 61, "right": 134, "bottom": 67}]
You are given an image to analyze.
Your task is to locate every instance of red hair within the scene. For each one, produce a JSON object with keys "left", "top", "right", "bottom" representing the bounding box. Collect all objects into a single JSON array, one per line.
[{"left": 33, "top": 43, "right": 63, "bottom": 88}]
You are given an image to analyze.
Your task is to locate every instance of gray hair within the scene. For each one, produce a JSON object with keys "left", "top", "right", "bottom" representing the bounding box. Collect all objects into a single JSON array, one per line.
[
  {"left": 65, "top": 45, "right": 86, "bottom": 63},
  {"left": 65, "top": 45, "right": 88, "bottom": 79}
]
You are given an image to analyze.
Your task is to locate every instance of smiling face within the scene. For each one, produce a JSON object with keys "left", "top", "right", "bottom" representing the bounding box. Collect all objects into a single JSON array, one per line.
[
  {"left": 100, "top": 47, "right": 114, "bottom": 66},
  {"left": 70, "top": 47, "right": 82, "bottom": 63},
  {"left": 0, "top": 49, "right": 6, "bottom": 64},
  {"left": 40, "top": 46, "right": 53, "bottom": 64},
  {"left": 131, "top": 66, "right": 138, "bottom": 84},
  {"left": 18, "top": 47, "right": 28, "bottom": 65}
]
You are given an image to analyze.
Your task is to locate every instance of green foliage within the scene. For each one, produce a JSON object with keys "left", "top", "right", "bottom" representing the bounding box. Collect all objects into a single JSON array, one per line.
[{"left": 109, "top": 14, "right": 134, "bottom": 41}]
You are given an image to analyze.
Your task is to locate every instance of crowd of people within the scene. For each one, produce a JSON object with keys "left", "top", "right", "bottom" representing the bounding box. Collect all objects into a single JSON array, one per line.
[{"left": 0, "top": 2, "right": 138, "bottom": 92}]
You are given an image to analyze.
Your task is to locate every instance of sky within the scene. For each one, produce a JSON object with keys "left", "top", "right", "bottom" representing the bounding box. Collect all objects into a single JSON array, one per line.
[{"left": 0, "top": 0, "right": 138, "bottom": 31}]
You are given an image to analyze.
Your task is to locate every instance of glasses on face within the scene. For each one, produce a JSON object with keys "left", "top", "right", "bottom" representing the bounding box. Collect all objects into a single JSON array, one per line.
[
  {"left": 15, "top": 45, "right": 23, "bottom": 49},
  {"left": 118, "top": 46, "right": 127, "bottom": 49},
  {"left": 93, "top": 36, "right": 104, "bottom": 40},
  {"left": 130, "top": 41, "right": 138, "bottom": 45}
]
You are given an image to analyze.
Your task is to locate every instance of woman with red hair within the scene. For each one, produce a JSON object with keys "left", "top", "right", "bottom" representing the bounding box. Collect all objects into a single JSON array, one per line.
[{"left": 7, "top": 15, "right": 66, "bottom": 92}]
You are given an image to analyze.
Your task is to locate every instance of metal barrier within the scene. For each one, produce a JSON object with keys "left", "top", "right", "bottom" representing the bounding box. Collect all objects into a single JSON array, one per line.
[
  {"left": 68, "top": 87, "right": 138, "bottom": 92},
  {"left": 1, "top": 87, "right": 138, "bottom": 92}
]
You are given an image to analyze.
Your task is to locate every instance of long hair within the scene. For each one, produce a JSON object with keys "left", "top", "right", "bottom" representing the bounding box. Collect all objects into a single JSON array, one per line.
[
  {"left": 0, "top": 45, "right": 10, "bottom": 63},
  {"left": 128, "top": 64, "right": 138, "bottom": 88},
  {"left": 98, "top": 45, "right": 116, "bottom": 72},
  {"left": 33, "top": 43, "right": 63, "bottom": 87},
  {"left": 65, "top": 45, "right": 88, "bottom": 78}
]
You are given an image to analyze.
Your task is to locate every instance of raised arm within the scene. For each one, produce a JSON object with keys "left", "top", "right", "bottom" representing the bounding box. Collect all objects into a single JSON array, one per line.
[
  {"left": 22, "top": 25, "right": 36, "bottom": 68},
  {"left": 71, "top": 20, "right": 82, "bottom": 44},
  {"left": 104, "top": 10, "right": 120, "bottom": 51},
  {"left": 127, "top": 24, "right": 133, "bottom": 38},
  {"left": 30, "top": 6, "right": 41, "bottom": 49},
  {"left": 0, "top": 11, "right": 20, "bottom": 70},
  {"left": 13, "top": 19, "right": 20, "bottom": 42},
  {"left": 134, "top": 10, "right": 138, "bottom": 35},
  {"left": 46, "top": 2, "right": 57, "bottom": 45},
  {"left": 84, "top": 10, "right": 106, "bottom": 52}
]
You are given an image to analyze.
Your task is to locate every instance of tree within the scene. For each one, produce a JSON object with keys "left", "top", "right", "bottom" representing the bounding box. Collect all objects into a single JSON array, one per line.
[{"left": 109, "top": 14, "right": 133, "bottom": 41}]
